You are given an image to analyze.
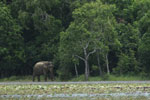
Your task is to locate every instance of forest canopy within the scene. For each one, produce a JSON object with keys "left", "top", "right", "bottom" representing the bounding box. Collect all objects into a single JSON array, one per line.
[{"left": 0, "top": 0, "right": 150, "bottom": 80}]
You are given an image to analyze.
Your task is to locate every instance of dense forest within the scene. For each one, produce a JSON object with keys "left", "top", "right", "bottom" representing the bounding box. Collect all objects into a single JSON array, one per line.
[{"left": 0, "top": 0, "right": 150, "bottom": 80}]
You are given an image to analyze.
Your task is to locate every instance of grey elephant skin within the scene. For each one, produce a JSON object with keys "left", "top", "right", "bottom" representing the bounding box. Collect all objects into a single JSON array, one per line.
[{"left": 32, "top": 61, "right": 54, "bottom": 82}]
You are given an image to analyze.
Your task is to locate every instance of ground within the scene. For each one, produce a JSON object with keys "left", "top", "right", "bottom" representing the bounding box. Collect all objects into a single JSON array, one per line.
[{"left": 0, "top": 81, "right": 150, "bottom": 100}]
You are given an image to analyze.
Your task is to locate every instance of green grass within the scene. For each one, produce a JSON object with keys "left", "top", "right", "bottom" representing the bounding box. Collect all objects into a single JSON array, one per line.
[
  {"left": 0, "top": 74, "right": 149, "bottom": 82},
  {"left": 70, "top": 74, "right": 149, "bottom": 81},
  {"left": 0, "top": 76, "right": 32, "bottom": 82},
  {"left": 104, "top": 74, "right": 148, "bottom": 81},
  {"left": 0, "top": 75, "right": 60, "bottom": 82}
]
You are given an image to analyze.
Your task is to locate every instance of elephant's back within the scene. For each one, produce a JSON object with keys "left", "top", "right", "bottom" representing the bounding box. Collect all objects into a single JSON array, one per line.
[
  {"left": 35, "top": 61, "right": 45, "bottom": 65},
  {"left": 33, "top": 62, "right": 44, "bottom": 75}
]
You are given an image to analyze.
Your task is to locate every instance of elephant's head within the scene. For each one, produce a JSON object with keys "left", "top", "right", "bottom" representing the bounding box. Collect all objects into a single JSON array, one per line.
[
  {"left": 45, "top": 61, "right": 54, "bottom": 80},
  {"left": 46, "top": 61, "right": 53, "bottom": 72}
]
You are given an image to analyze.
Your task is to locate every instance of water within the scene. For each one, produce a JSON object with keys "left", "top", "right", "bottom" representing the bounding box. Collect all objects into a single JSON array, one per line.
[{"left": 1, "top": 92, "right": 150, "bottom": 98}]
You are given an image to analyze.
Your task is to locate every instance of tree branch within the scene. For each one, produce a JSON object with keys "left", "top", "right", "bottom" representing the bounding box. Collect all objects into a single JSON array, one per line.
[
  {"left": 84, "top": 41, "right": 90, "bottom": 50},
  {"left": 87, "top": 49, "right": 96, "bottom": 58},
  {"left": 75, "top": 55, "right": 85, "bottom": 61}
]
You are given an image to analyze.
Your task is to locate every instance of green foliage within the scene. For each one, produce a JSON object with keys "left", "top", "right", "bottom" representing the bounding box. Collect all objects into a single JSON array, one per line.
[
  {"left": 59, "top": 0, "right": 118, "bottom": 80},
  {"left": 9, "top": 0, "right": 63, "bottom": 76},
  {"left": 114, "top": 23, "right": 140, "bottom": 75},
  {"left": 133, "top": 0, "right": 150, "bottom": 20},
  {"left": 113, "top": 50, "right": 139, "bottom": 75},
  {"left": 0, "top": 0, "right": 150, "bottom": 79},
  {"left": 101, "top": 0, "right": 134, "bottom": 23},
  {"left": 138, "top": 11, "right": 150, "bottom": 35},
  {"left": 138, "top": 32, "right": 150, "bottom": 74},
  {"left": 0, "top": 2, "right": 25, "bottom": 77},
  {"left": 117, "top": 23, "right": 140, "bottom": 51},
  {"left": 131, "top": 0, "right": 150, "bottom": 35},
  {"left": 91, "top": 65, "right": 99, "bottom": 76}
]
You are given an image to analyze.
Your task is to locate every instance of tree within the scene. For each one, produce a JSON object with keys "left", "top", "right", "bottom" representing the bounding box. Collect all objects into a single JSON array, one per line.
[
  {"left": 101, "top": 0, "right": 134, "bottom": 23},
  {"left": 130, "top": 0, "right": 150, "bottom": 35},
  {"left": 138, "top": 32, "right": 150, "bottom": 74},
  {"left": 138, "top": 11, "right": 150, "bottom": 35},
  {"left": 0, "top": 2, "right": 24, "bottom": 77},
  {"left": 59, "top": 0, "right": 118, "bottom": 80},
  {"left": 93, "top": 1, "right": 119, "bottom": 75},
  {"left": 113, "top": 23, "right": 140, "bottom": 75},
  {"left": 10, "top": 0, "right": 62, "bottom": 75},
  {"left": 113, "top": 50, "right": 139, "bottom": 75}
]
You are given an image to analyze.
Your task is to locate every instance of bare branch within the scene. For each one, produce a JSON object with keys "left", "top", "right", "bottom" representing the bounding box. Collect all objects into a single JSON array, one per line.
[
  {"left": 75, "top": 55, "right": 85, "bottom": 61},
  {"left": 87, "top": 49, "right": 96, "bottom": 58}
]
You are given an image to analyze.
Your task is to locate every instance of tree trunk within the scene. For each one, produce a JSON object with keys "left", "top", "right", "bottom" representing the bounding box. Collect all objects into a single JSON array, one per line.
[
  {"left": 97, "top": 52, "right": 103, "bottom": 76},
  {"left": 84, "top": 59, "right": 89, "bottom": 81},
  {"left": 84, "top": 47, "right": 88, "bottom": 81},
  {"left": 87, "top": 62, "right": 90, "bottom": 76},
  {"left": 105, "top": 53, "right": 110, "bottom": 75},
  {"left": 76, "top": 42, "right": 96, "bottom": 81},
  {"left": 74, "top": 64, "right": 78, "bottom": 78}
]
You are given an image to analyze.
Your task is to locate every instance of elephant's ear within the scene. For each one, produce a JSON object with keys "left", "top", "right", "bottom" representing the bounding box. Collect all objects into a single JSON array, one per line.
[
  {"left": 50, "top": 62, "right": 53, "bottom": 66},
  {"left": 43, "top": 65, "right": 47, "bottom": 69},
  {"left": 48, "top": 61, "right": 53, "bottom": 67}
]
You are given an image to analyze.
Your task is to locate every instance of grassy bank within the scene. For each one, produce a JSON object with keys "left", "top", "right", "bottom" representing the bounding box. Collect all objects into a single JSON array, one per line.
[
  {"left": 0, "top": 83, "right": 150, "bottom": 100},
  {"left": 71, "top": 74, "right": 149, "bottom": 81},
  {"left": 1, "top": 83, "right": 150, "bottom": 95},
  {"left": 0, "top": 74, "right": 149, "bottom": 82},
  {"left": 0, "top": 75, "right": 149, "bottom": 100}
]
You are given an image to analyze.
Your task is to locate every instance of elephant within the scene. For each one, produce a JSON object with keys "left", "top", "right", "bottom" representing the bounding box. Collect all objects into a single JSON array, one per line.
[{"left": 32, "top": 61, "right": 54, "bottom": 82}]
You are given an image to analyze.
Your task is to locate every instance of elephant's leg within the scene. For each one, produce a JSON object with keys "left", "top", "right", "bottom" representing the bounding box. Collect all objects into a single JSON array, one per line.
[
  {"left": 44, "top": 75, "right": 47, "bottom": 82},
  {"left": 44, "top": 72, "right": 48, "bottom": 82},
  {"left": 50, "top": 71, "right": 54, "bottom": 81},
  {"left": 37, "top": 75, "right": 40, "bottom": 82},
  {"left": 43, "top": 70, "right": 48, "bottom": 82},
  {"left": 50, "top": 74, "right": 54, "bottom": 81}
]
